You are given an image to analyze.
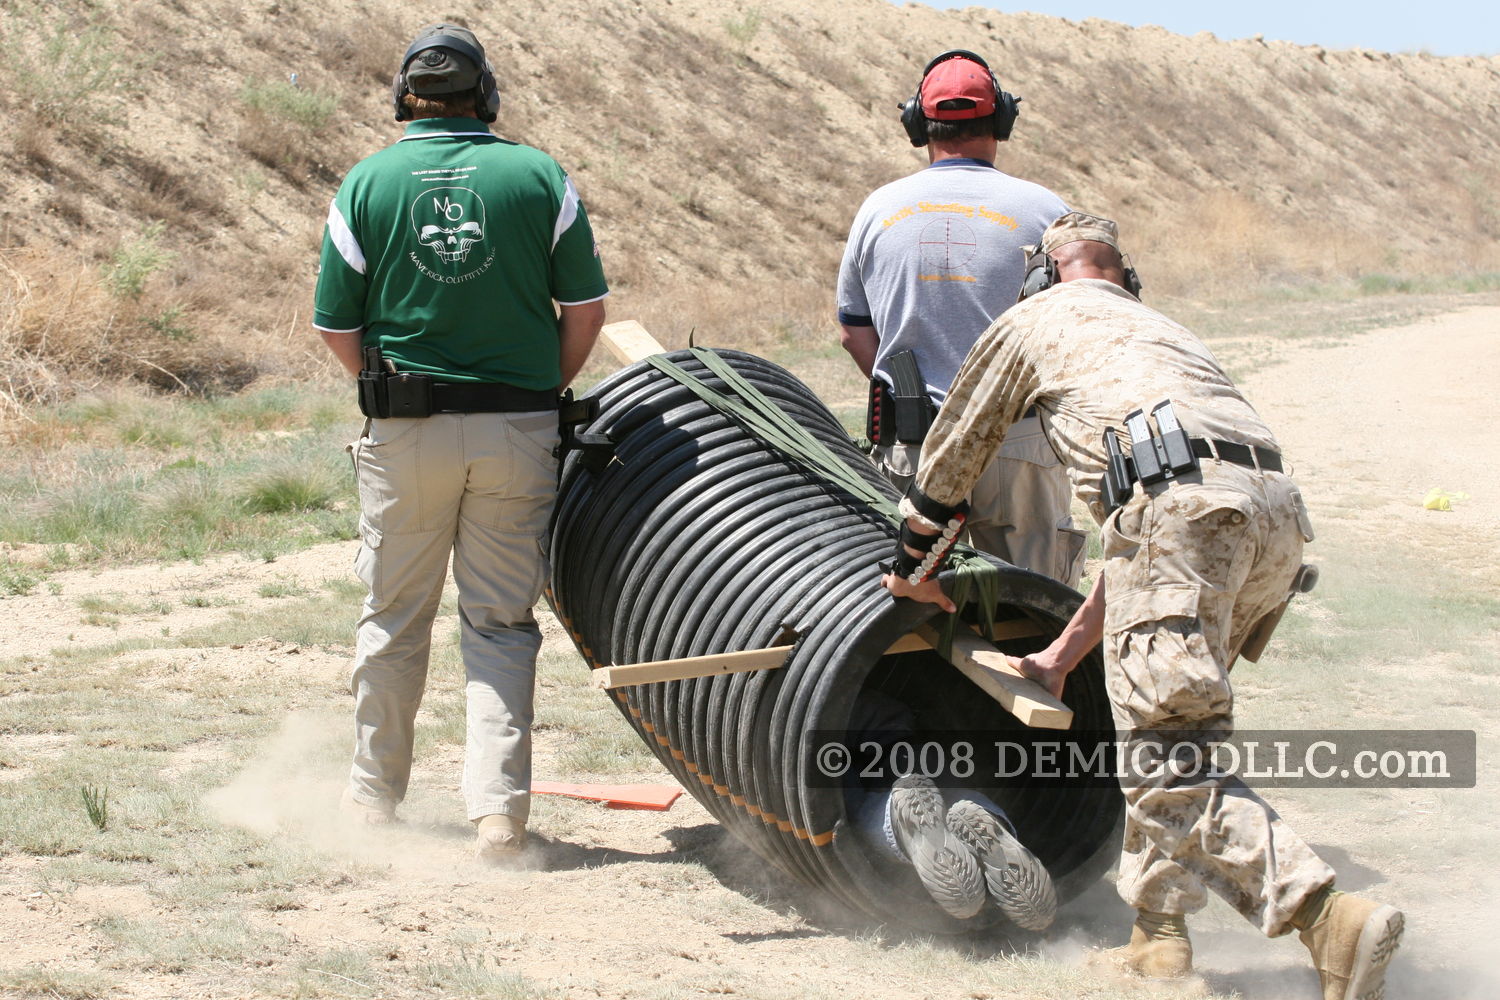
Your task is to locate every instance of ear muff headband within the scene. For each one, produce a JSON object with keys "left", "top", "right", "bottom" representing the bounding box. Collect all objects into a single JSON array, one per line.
[
  {"left": 899, "top": 49, "right": 1021, "bottom": 148},
  {"left": 392, "top": 32, "right": 501, "bottom": 124}
]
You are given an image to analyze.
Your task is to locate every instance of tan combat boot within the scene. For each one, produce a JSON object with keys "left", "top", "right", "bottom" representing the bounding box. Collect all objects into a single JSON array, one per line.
[
  {"left": 474, "top": 813, "right": 526, "bottom": 862},
  {"left": 1110, "top": 910, "right": 1194, "bottom": 979},
  {"left": 1295, "top": 889, "right": 1404, "bottom": 1000},
  {"left": 339, "top": 789, "right": 397, "bottom": 826}
]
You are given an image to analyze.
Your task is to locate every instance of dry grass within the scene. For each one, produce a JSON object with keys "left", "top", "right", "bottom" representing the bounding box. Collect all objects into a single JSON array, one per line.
[
  {"left": 0, "top": 0, "right": 1498, "bottom": 414},
  {"left": 0, "top": 247, "right": 267, "bottom": 406}
]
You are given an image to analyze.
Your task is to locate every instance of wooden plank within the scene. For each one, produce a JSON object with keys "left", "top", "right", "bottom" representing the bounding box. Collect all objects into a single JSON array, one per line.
[
  {"left": 600, "top": 320, "right": 665, "bottom": 365},
  {"left": 881, "top": 618, "right": 1045, "bottom": 655},
  {"left": 978, "top": 618, "right": 1046, "bottom": 642},
  {"left": 882, "top": 633, "right": 932, "bottom": 655},
  {"left": 592, "top": 645, "right": 794, "bottom": 690},
  {"left": 913, "top": 624, "right": 1073, "bottom": 730}
]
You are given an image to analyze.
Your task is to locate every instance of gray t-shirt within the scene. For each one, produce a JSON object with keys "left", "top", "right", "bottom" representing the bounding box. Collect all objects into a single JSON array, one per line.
[{"left": 836, "top": 159, "right": 1066, "bottom": 403}]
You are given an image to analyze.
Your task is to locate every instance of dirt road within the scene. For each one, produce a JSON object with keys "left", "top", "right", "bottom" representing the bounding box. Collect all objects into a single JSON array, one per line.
[{"left": 1238, "top": 303, "right": 1500, "bottom": 591}]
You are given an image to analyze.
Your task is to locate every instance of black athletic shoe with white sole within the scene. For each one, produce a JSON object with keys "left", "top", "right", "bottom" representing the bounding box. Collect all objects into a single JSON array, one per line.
[
  {"left": 889, "top": 774, "right": 986, "bottom": 919},
  {"left": 946, "top": 798, "right": 1057, "bottom": 931}
]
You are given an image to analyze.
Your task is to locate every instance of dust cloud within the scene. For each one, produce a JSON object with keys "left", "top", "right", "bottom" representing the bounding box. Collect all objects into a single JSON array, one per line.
[{"left": 201, "top": 710, "right": 522, "bottom": 878}]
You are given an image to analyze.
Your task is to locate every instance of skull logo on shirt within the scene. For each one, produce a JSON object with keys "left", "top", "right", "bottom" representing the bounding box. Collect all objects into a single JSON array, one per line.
[{"left": 410, "top": 187, "right": 487, "bottom": 265}]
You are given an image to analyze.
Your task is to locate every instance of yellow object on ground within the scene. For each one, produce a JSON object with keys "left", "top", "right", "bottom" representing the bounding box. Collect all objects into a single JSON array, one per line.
[{"left": 1423, "top": 488, "right": 1470, "bottom": 511}]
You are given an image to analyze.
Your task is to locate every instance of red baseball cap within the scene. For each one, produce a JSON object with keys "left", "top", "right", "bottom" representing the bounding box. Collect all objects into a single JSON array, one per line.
[{"left": 920, "top": 56, "right": 996, "bottom": 120}]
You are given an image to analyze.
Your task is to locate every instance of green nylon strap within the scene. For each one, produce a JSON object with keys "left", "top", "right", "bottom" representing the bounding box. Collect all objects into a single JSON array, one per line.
[
  {"left": 643, "top": 349, "right": 999, "bottom": 651},
  {"left": 681, "top": 347, "right": 897, "bottom": 517}
]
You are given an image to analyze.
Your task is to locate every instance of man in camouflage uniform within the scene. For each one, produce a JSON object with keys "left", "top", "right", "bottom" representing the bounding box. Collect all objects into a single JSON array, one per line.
[{"left": 883, "top": 213, "right": 1403, "bottom": 1000}]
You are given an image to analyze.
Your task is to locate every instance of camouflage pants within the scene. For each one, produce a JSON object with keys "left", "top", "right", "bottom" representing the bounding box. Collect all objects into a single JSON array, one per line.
[{"left": 1100, "top": 461, "right": 1335, "bottom": 937}]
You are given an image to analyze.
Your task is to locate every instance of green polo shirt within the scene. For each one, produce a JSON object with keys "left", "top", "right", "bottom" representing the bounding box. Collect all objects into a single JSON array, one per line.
[{"left": 313, "top": 117, "right": 608, "bottom": 389}]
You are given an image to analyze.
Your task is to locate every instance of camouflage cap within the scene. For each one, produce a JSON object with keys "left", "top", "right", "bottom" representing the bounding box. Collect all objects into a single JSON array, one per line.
[
  {"left": 403, "top": 24, "right": 484, "bottom": 96},
  {"left": 1040, "top": 212, "right": 1123, "bottom": 255}
]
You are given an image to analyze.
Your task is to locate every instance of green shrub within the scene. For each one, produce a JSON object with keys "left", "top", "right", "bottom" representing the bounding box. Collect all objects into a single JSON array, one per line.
[
  {"left": 236, "top": 79, "right": 339, "bottom": 179},
  {"left": 0, "top": 561, "right": 40, "bottom": 596},
  {"left": 1, "top": 17, "right": 126, "bottom": 126},
  {"left": 242, "top": 465, "right": 339, "bottom": 514},
  {"left": 146, "top": 304, "right": 193, "bottom": 342},
  {"left": 102, "top": 223, "right": 173, "bottom": 300},
  {"left": 1459, "top": 272, "right": 1500, "bottom": 293},
  {"left": 239, "top": 79, "right": 337, "bottom": 132},
  {"left": 724, "top": 8, "right": 763, "bottom": 43},
  {"left": 81, "top": 785, "right": 110, "bottom": 831},
  {"left": 1357, "top": 273, "right": 1415, "bottom": 295}
]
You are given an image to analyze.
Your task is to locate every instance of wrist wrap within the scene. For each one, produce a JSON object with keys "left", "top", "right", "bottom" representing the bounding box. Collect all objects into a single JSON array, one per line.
[
  {"left": 888, "top": 487, "right": 969, "bottom": 584},
  {"left": 903, "top": 483, "right": 970, "bottom": 529}
]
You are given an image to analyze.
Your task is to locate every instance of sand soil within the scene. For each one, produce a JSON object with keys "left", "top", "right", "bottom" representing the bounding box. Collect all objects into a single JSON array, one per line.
[{"left": 3, "top": 305, "right": 1498, "bottom": 999}]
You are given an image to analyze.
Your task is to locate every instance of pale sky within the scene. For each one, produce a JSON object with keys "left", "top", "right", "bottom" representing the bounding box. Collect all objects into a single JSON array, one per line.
[{"left": 905, "top": 1, "right": 1499, "bottom": 57}]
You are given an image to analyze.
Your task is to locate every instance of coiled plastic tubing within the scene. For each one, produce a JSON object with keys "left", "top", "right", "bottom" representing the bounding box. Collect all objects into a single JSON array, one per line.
[{"left": 548, "top": 348, "right": 1122, "bottom": 932}]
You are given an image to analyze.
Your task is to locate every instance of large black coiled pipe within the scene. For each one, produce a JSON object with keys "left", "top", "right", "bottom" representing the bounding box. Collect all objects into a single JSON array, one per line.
[{"left": 548, "top": 349, "right": 1123, "bottom": 932}]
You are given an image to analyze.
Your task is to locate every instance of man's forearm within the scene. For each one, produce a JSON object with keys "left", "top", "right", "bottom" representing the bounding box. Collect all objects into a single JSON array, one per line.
[
  {"left": 1010, "top": 573, "right": 1105, "bottom": 698},
  {"left": 320, "top": 329, "right": 364, "bottom": 378},
  {"left": 558, "top": 300, "right": 606, "bottom": 387},
  {"left": 839, "top": 324, "right": 879, "bottom": 379},
  {"left": 1049, "top": 572, "right": 1106, "bottom": 667}
]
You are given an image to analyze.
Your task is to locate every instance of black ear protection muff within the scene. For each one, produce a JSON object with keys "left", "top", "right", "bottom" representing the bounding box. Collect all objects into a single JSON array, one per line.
[
  {"left": 898, "top": 49, "right": 1021, "bottom": 148},
  {"left": 1017, "top": 244, "right": 1058, "bottom": 302},
  {"left": 1122, "top": 257, "right": 1143, "bottom": 299},
  {"left": 1017, "top": 243, "right": 1143, "bottom": 302},
  {"left": 391, "top": 31, "right": 500, "bottom": 124}
]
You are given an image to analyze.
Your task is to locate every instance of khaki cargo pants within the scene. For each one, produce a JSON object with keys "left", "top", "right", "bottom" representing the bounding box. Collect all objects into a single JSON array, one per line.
[
  {"left": 1101, "top": 460, "right": 1335, "bottom": 936},
  {"left": 345, "top": 410, "right": 559, "bottom": 823},
  {"left": 877, "top": 413, "right": 1085, "bottom": 587}
]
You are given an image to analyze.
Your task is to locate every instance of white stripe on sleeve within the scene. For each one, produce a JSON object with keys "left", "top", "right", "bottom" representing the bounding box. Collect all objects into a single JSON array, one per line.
[
  {"left": 326, "top": 200, "right": 366, "bottom": 276},
  {"left": 556, "top": 291, "right": 610, "bottom": 307},
  {"left": 551, "top": 176, "right": 580, "bottom": 251}
]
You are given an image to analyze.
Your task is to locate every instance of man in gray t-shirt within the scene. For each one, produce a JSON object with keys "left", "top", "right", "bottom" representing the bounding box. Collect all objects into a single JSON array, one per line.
[{"left": 837, "top": 50, "right": 1083, "bottom": 587}]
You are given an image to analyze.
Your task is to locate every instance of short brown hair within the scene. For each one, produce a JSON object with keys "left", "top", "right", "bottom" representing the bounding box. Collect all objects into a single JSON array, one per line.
[
  {"left": 401, "top": 92, "right": 478, "bottom": 120},
  {"left": 925, "top": 111, "right": 997, "bottom": 143}
]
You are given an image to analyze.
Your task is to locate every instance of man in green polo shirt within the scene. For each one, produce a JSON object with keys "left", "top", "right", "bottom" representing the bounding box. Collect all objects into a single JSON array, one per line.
[{"left": 313, "top": 23, "right": 607, "bottom": 862}]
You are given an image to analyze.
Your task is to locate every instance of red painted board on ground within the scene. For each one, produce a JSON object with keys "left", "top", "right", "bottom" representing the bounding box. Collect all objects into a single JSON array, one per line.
[{"left": 531, "top": 780, "right": 684, "bottom": 810}]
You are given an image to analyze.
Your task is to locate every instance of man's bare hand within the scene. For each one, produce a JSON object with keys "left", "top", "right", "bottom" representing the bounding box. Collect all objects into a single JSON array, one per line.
[
  {"left": 880, "top": 573, "right": 957, "bottom": 613},
  {"left": 1010, "top": 652, "right": 1071, "bottom": 700}
]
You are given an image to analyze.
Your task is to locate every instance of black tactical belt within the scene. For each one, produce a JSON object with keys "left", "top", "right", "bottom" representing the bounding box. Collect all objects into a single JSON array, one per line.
[
  {"left": 357, "top": 345, "right": 558, "bottom": 418},
  {"left": 1190, "top": 438, "right": 1283, "bottom": 473},
  {"left": 429, "top": 381, "right": 558, "bottom": 413},
  {"left": 1102, "top": 423, "right": 1285, "bottom": 517}
]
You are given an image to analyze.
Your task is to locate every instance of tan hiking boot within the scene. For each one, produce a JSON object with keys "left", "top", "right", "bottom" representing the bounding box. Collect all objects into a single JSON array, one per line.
[
  {"left": 1108, "top": 910, "right": 1193, "bottom": 979},
  {"left": 339, "top": 789, "right": 396, "bottom": 826},
  {"left": 1297, "top": 890, "right": 1404, "bottom": 1000},
  {"left": 474, "top": 814, "right": 526, "bottom": 862}
]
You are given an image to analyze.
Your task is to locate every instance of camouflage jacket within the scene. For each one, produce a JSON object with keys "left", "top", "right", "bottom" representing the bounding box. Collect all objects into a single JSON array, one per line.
[{"left": 905, "top": 280, "right": 1280, "bottom": 527}]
